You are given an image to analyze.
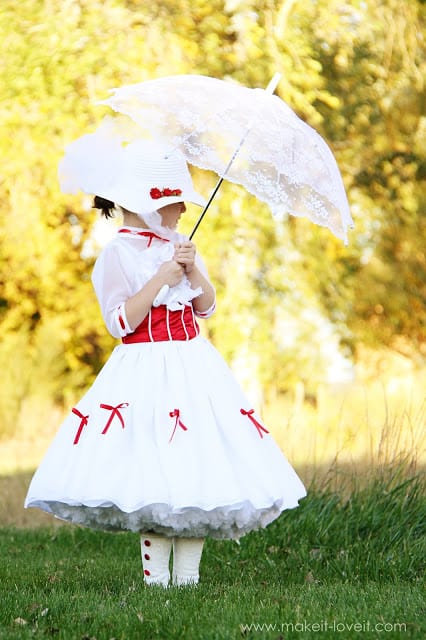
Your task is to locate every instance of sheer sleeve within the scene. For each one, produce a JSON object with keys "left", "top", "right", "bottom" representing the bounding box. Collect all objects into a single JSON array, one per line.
[
  {"left": 194, "top": 253, "right": 216, "bottom": 319},
  {"left": 91, "top": 243, "right": 134, "bottom": 338}
]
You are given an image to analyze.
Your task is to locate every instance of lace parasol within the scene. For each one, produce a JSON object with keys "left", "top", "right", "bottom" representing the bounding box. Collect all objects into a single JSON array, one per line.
[{"left": 99, "top": 74, "right": 353, "bottom": 243}]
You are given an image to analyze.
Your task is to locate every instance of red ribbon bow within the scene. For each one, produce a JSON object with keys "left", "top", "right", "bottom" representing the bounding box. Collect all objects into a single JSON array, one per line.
[
  {"left": 118, "top": 228, "right": 170, "bottom": 247},
  {"left": 100, "top": 403, "right": 129, "bottom": 435},
  {"left": 169, "top": 409, "right": 188, "bottom": 443},
  {"left": 240, "top": 408, "right": 270, "bottom": 439},
  {"left": 71, "top": 407, "right": 89, "bottom": 445}
]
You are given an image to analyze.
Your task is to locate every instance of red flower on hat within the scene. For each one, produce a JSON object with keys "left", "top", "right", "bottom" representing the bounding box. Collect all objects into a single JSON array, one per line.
[{"left": 150, "top": 187, "right": 182, "bottom": 200}]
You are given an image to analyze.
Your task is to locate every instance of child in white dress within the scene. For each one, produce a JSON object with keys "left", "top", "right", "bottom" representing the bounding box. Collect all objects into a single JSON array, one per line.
[{"left": 25, "top": 139, "right": 306, "bottom": 587}]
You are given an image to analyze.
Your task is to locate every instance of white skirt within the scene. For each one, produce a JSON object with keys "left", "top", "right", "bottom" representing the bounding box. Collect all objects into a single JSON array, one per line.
[{"left": 25, "top": 336, "right": 306, "bottom": 538}]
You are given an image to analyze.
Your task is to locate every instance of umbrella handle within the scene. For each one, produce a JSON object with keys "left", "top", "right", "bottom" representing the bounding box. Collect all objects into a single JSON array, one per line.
[
  {"left": 189, "top": 73, "right": 282, "bottom": 240},
  {"left": 266, "top": 72, "right": 281, "bottom": 94}
]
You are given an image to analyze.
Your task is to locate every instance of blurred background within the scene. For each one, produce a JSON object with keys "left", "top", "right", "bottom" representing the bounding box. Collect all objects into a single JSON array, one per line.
[{"left": 0, "top": 0, "right": 424, "bottom": 509}]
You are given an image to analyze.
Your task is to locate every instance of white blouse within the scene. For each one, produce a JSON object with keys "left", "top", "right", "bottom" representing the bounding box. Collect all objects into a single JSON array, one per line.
[{"left": 91, "top": 227, "right": 216, "bottom": 339}]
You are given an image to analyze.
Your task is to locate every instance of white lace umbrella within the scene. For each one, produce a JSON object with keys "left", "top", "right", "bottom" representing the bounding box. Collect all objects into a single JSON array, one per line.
[{"left": 99, "top": 74, "right": 353, "bottom": 243}]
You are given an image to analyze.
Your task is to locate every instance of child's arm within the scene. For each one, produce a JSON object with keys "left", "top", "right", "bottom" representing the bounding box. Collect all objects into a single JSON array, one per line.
[
  {"left": 124, "top": 261, "right": 184, "bottom": 330},
  {"left": 92, "top": 244, "right": 185, "bottom": 338}
]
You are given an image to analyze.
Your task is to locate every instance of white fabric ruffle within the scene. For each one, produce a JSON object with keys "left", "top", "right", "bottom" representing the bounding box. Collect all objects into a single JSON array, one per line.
[{"left": 134, "top": 242, "right": 202, "bottom": 311}]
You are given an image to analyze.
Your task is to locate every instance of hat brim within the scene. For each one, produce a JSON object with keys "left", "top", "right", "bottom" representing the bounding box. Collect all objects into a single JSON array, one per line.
[
  {"left": 148, "top": 192, "right": 207, "bottom": 211},
  {"left": 98, "top": 189, "right": 207, "bottom": 214}
]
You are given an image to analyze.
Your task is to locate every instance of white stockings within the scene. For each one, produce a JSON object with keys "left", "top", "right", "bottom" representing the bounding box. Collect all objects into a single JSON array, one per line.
[
  {"left": 140, "top": 533, "right": 172, "bottom": 587},
  {"left": 172, "top": 537, "right": 204, "bottom": 586},
  {"left": 140, "top": 533, "right": 204, "bottom": 587}
]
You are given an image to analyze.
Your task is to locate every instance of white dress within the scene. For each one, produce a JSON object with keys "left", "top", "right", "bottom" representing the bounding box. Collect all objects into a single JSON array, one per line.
[{"left": 25, "top": 227, "right": 306, "bottom": 539}]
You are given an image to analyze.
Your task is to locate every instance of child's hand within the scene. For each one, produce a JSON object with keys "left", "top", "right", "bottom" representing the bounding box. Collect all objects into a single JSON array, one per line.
[
  {"left": 157, "top": 260, "right": 185, "bottom": 287},
  {"left": 174, "top": 242, "right": 196, "bottom": 273}
]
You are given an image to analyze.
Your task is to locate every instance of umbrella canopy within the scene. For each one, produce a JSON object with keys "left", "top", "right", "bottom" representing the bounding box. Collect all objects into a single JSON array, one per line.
[{"left": 99, "top": 74, "right": 353, "bottom": 244}]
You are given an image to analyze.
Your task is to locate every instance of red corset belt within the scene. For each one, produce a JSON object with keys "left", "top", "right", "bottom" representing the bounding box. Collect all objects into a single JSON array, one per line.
[{"left": 122, "top": 305, "right": 200, "bottom": 344}]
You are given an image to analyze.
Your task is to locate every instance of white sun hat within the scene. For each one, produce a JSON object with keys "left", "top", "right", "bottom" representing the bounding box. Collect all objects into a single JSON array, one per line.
[{"left": 58, "top": 128, "right": 206, "bottom": 213}]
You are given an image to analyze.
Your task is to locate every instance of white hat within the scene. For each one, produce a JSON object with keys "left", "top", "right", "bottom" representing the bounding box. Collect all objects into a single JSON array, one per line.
[{"left": 59, "top": 130, "right": 206, "bottom": 213}]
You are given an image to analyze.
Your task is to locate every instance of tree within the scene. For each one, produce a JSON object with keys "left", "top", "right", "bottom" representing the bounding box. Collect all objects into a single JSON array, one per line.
[
  {"left": 1, "top": 0, "right": 425, "bottom": 439},
  {"left": 302, "top": 0, "right": 426, "bottom": 362}
]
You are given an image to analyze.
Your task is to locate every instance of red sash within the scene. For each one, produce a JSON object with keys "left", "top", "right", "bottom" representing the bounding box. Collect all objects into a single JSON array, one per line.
[{"left": 122, "top": 305, "right": 199, "bottom": 343}]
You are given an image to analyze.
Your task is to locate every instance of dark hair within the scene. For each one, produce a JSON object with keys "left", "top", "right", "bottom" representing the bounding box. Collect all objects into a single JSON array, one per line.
[{"left": 92, "top": 195, "right": 115, "bottom": 219}]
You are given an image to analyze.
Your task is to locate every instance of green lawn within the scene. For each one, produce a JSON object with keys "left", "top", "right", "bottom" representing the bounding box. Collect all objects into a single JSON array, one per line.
[{"left": 0, "top": 470, "right": 424, "bottom": 639}]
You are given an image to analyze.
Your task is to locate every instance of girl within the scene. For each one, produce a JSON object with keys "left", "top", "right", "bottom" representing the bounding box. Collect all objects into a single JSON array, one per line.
[{"left": 25, "top": 138, "right": 306, "bottom": 587}]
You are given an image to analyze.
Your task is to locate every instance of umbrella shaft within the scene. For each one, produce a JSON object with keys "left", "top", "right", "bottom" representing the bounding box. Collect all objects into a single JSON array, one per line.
[
  {"left": 189, "top": 73, "right": 281, "bottom": 240},
  {"left": 189, "top": 175, "right": 224, "bottom": 240},
  {"left": 189, "top": 127, "right": 251, "bottom": 240}
]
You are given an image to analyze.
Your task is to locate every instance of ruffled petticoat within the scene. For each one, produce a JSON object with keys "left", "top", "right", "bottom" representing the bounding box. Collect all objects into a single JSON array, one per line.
[{"left": 25, "top": 336, "right": 306, "bottom": 539}]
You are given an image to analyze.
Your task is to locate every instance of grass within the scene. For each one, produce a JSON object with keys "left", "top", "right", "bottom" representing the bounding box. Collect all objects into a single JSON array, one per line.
[
  {"left": 0, "top": 465, "right": 425, "bottom": 639},
  {"left": 1, "top": 377, "right": 425, "bottom": 638}
]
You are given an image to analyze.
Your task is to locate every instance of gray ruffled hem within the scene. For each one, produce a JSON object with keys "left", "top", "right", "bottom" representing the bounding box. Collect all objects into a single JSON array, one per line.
[{"left": 25, "top": 498, "right": 301, "bottom": 539}]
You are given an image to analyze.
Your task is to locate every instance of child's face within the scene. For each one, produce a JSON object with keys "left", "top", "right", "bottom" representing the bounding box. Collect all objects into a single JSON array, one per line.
[{"left": 158, "top": 202, "right": 186, "bottom": 229}]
